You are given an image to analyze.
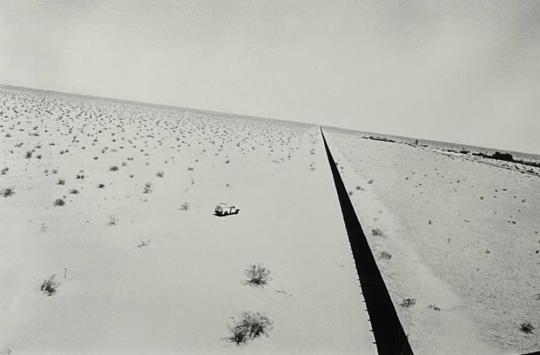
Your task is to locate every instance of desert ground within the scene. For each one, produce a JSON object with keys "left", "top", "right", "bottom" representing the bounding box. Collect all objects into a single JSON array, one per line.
[
  {"left": 325, "top": 128, "right": 540, "bottom": 354},
  {"left": 0, "top": 86, "right": 538, "bottom": 354},
  {"left": 0, "top": 87, "right": 376, "bottom": 354}
]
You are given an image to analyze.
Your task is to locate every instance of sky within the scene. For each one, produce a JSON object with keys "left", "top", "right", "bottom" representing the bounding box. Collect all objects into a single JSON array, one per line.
[{"left": 1, "top": 0, "right": 539, "bottom": 154}]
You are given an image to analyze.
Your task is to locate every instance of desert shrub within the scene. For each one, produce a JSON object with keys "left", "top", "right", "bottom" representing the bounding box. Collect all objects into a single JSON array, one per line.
[
  {"left": 0, "top": 188, "right": 15, "bottom": 197},
  {"left": 400, "top": 298, "right": 416, "bottom": 308},
  {"left": 428, "top": 304, "right": 441, "bottom": 311},
  {"left": 180, "top": 202, "right": 189, "bottom": 211},
  {"left": 371, "top": 228, "right": 384, "bottom": 237},
  {"left": 40, "top": 275, "right": 60, "bottom": 296},
  {"left": 69, "top": 189, "right": 79, "bottom": 194},
  {"left": 25, "top": 151, "right": 32, "bottom": 158},
  {"left": 109, "top": 166, "right": 119, "bottom": 171},
  {"left": 97, "top": 183, "right": 105, "bottom": 188},
  {"left": 1, "top": 167, "right": 8, "bottom": 175},
  {"left": 54, "top": 198, "right": 65, "bottom": 206},
  {"left": 137, "top": 239, "right": 151, "bottom": 248},
  {"left": 109, "top": 215, "right": 118, "bottom": 226},
  {"left": 156, "top": 171, "right": 164, "bottom": 178},
  {"left": 380, "top": 251, "right": 392, "bottom": 260},
  {"left": 245, "top": 264, "right": 271, "bottom": 287},
  {"left": 520, "top": 321, "right": 535, "bottom": 334},
  {"left": 228, "top": 311, "right": 273, "bottom": 345},
  {"left": 143, "top": 182, "right": 152, "bottom": 194},
  {"left": 57, "top": 178, "right": 65, "bottom": 185}
]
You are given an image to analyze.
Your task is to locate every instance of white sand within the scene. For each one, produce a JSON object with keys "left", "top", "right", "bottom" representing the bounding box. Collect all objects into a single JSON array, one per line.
[
  {"left": 325, "top": 128, "right": 540, "bottom": 354},
  {"left": 0, "top": 87, "right": 376, "bottom": 354}
]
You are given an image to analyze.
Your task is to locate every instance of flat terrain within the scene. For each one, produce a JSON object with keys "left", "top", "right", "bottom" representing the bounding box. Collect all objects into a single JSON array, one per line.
[
  {"left": 1, "top": 86, "right": 538, "bottom": 355},
  {"left": 0, "top": 87, "right": 376, "bottom": 354},
  {"left": 325, "top": 128, "right": 540, "bottom": 354}
]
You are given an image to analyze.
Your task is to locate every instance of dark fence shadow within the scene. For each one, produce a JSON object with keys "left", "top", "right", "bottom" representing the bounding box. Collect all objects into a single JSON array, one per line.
[{"left": 320, "top": 128, "right": 414, "bottom": 355}]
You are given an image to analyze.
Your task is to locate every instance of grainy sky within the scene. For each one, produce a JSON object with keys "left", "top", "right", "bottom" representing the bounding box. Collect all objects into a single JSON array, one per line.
[{"left": 1, "top": 1, "right": 539, "bottom": 153}]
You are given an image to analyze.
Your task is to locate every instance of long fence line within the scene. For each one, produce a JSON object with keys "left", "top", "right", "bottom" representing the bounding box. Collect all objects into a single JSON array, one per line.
[{"left": 320, "top": 128, "right": 414, "bottom": 355}]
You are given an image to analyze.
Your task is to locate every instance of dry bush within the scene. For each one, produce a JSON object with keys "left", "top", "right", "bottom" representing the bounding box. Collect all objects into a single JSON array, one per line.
[
  {"left": 0, "top": 188, "right": 14, "bottom": 197},
  {"left": 520, "top": 321, "right": 535, "bottom": 334},
  {"left": 400, "top": 298, "right": 416, "bottom": 308},
  {"left": 245, "top": 264, "right": 271, "bottom": 287},
  {"left": 228, "top": 311, "right": 273, "bottom": 345},
  {"left": 371, "top": 228, "right": 384, "bottom": 237},
  {"left": 40, "top": 275, "right": 60, "bottom": 296},
  {"left": 380, "top": 251, "right": 392, "bottom": 260}
]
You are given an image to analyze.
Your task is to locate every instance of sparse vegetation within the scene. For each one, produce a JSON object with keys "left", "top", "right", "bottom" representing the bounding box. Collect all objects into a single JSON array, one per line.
[
  {"left": 180, "top": 202, "right": 189, "bottom": 211},
  {"left": 400, "top": 298, "right": 416, "bottom": 308},
  {"left": 137, "top": 239, "right": 151, "bottom": 248},
  {"left": 54, "top": 198, "right": 65, "bottom": 206},
  {"left": 143, "top": 182, "right": 152, "bottom": 194},
  {"left": 0, "top": 188, "right": 14, "bottom": 197},
  {"left": 40, "top": 275, "right": 60, "bottom": 296},
  {"left": 380, "top": 251, "right": 392, "bottom": 260},
  {"left": 519, "top": 321, "right": 534, "bottom": 334},
  {"left": 428, "top": 304, "right": 441, "bottom": 312},
  {"left": 371, "top": 228, "right": 384, "bottom": 237},
  {"left": 108, "top": 215, "right": 118, "bottom": 226},
  {"left": 228, "top": 311, "right": 273, "bottom": 345},
  {"left": 244, "top": 264, "right": 271, "bottom": 287}
]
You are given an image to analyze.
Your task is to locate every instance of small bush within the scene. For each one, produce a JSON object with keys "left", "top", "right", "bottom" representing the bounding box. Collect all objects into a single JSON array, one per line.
[
  {"left": 109, "top": 215, "right": 118, "bottom": 226},
  {"left": 180, "top": 202, "right": 189, "bottom": 211},
  {"left": 69, "top": 189, "right": 79, "bottom": 194},
  {"left": 0, "top": 188, "right": 14, "bottom": 197},
  {"left": 1, "top": 167, "right": 8, "bottom": 175},
  {"left": 97, "top": 183, "right": 105, "bottom": 189},
  {"left": 428, "top": 304, "right": 441, "bottom": 312},
  {"left": 400, "top": 298, "right": 416, "bottom": 308},
  {"left": 228, "top": 311, "right": 273, "bottom": 345},
  {"left": 137, "top": 239, "right": 151, "bottom": 248},
  {"left": 156, "top": 171, "right": 164, "bottom": 178},
  {"left": 40, "top": 275, "right": 60, "bottom": 296},
  {"left": 371, "top": 228, "right": 384, "bottom": 237},
  {"left": 380, "top": 251, "right": 392, "bottom": 260},
  {"left": 109, "top": 166, "right": 119, "bottom": 171},
  {"left": 57, "top": 178, "right": 65, "bottom": 185},
  {"left": 520, "top": 321, "right": 534, "bottom": 334},
  {"left": 245, "top": 264, "right": 271, "bottom": 287},
  {"left": 54, "top": 198, "right": 65, "bottom": 206},
  {"left": 143, "top": 182, "right": 152, "bottom": 194}
]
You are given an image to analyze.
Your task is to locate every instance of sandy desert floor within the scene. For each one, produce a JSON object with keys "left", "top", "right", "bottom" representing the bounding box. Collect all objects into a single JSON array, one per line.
[
  {"left": 1, "top": 86, "right": 538, "bottom": 355},
  {"left": 325, "top": 128, "right": 540, "bottom": 354},
  {"left": 0, "top": 87, "right": 376, "bottom": 354}
]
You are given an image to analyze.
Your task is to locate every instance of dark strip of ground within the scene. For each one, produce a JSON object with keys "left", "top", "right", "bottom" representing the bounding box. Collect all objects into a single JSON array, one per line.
[{"left": 320, "top": 128, "right": 414, "bottom": 355}]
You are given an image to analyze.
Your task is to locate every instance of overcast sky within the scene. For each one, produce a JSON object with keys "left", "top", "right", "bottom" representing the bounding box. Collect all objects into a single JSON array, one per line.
[{"left": 1, "top": 1, "right": 539, "bottom": 153}]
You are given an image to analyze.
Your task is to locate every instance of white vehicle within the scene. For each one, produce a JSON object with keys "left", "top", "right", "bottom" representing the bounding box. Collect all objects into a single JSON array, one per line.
[{"left": 214, "top": 203, "right": 240, "bottom": 216}]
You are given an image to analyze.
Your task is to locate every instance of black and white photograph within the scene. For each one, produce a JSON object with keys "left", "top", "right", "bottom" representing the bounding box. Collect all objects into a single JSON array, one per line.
[{"left": 0, "top": 1, "right": 539, "bottom": 354}]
